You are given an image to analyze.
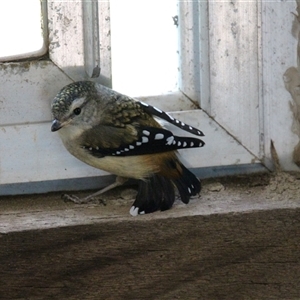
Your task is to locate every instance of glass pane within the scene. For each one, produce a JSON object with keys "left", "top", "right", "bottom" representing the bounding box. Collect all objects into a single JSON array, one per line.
[
  {"left": 0, "top": 0, "right": 44, "bottom": 60},
  {"left": 110, "top": 0, "right": 178, "bottom": 96}
]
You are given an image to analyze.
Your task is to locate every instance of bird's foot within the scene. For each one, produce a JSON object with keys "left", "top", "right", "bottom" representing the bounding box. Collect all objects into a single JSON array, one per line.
[{"left": 61, "top": 194, "right": 106, "bottom": 206}]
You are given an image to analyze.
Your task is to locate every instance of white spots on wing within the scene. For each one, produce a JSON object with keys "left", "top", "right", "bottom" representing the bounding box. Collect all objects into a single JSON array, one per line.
[
  {"left": 129, "top": 145, "right": 135, "bottom": 149},
  {"left": 130, "top": 206, "right": 139, "bottom": 216},
  {"left": 188, "top": 187, "right": 191, "bottom": 194},
  {"left": 173, "top": 140, "right": 176, "bottom": 145},
  {"left": 124, "top": 148, "right": 129, "bottom": 151},
  {"left": 89, "top": 147, "right": 92, "bottom": 151},
  {"left": 190, "top": 142, "right": 194, "bottom": 147},
  {"left": 96, "top": 146, "right": 99, "bottom": 150},
  {"left": 153, "top": 106, "right": 163, "bottom": 113},
  {"left": 166, "top": 136, "right": 174, "bottom": 145},
  {"left": 143, "top": 130, "right": 150, "bottom": 136},
  {"left": 142, "top": 137, "right": 149, "bottom": 143},
  {"left": 139, "top": 211, "right": 145, "bottom": 215},
  {"left": 141, "top": 102, "right": 204, "bottom": 137},
  {"left": 155, "top": 133, "right": 164, "bottom": 140},
  {"left": 116, "top": 151, "right": 121, "bottom": 155},
  {"left": 166, "top": 112, "right": 174, "bottom": 121},
  {"left": 136, "top": 142, "right": 142, "bottom": 146},
  {"left": 177, "top": 141, "right": 181, "bottom": 147},
  {"left": 183, "top": 142, "right": 187, "bottom": 147}
]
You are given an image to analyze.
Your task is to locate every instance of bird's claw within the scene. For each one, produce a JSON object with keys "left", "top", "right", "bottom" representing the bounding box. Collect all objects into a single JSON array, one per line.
[
  {"left": 61, "top": 194, "right": 106, "bottom": 205},
  {"left": 61, "top": 193, "right": 84, "bottom": 204}
]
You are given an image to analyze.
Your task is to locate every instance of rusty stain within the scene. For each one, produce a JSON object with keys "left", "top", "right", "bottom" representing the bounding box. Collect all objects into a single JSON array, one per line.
[
  {"left": 284, "top": 67, "right": 300, "bottom": 166},
  {"left": 284, "top": 3, "right": 300, "bottom": 167}
]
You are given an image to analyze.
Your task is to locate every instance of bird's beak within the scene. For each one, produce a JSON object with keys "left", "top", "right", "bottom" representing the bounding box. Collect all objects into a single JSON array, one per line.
[{"left": 51, "top": 119, "right": 62, "bottom": 132}]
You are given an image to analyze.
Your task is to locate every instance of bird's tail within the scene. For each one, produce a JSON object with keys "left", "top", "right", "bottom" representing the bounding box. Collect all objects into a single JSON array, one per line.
[
  {"left": 172, "top": 163, "right": 201, "bottom": 204},
  {"left": 130, "top": 163, "right": 201, "bottom": 216}
]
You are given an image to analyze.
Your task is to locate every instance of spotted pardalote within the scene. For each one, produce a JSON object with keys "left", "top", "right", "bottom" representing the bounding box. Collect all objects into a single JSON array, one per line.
[{"left": 51, "top": 81, "right": 205, "bottom": 216}]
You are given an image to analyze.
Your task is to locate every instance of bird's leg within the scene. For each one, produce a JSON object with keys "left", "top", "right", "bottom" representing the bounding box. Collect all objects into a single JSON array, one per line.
[{"left": 62, "top": 176, "right": 128, "bottom": 204}]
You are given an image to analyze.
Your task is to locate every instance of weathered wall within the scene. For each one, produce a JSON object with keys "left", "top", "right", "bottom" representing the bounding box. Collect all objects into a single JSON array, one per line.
[{"left": 284, "top": 1, "right": 300, "bottom": 167}]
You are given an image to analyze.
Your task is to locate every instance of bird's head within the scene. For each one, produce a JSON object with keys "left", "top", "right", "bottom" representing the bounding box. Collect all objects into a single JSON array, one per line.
[{"left": 51, "top": 81, "right": 98, "bottom": 132}]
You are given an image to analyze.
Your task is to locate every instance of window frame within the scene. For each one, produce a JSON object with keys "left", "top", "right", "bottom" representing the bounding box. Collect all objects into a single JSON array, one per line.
[{"left": 0, "top": 0, "right": 297, "bottom": 195}]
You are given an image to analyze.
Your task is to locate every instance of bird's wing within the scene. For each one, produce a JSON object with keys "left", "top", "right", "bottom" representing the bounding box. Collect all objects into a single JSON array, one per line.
[
  {"left": 136, "top": 101, "right": 205, "bottom": 137},
  {"left": 97, "top": 88, "right": 205, "bottom": 137},
  {"left": 80, "top": 92, "right": 205, "bottom": 157},
  {"left": 79, "top": 125, "right": 205, "bottom": 158}
]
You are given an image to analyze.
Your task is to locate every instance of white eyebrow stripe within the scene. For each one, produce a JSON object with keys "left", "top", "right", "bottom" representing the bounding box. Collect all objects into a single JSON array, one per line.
[{"left": 70, "top": 97, "right": 86, "bottom": 110}]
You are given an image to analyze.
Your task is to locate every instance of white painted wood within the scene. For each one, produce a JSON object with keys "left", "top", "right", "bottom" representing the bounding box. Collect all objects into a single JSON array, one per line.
[
  {"left": 48, "top": 0, "right": 112, "bottom": 85},
  {"left": 0, "top": 61, "right": 72, "bottom": 126},
  {"left": 2, "top": 0, "right": 298, "bottom": 194},
  {"left": 261, "top": 1, "right": 298, "bottom": 171},
  {"left": 139, "top": 91, "right": 198, "bottom": 112},
  {"left": 0, "top": 61, "right": 257, "bottom": 190},
  {"left": 179, "top": 1, "right": 211, "bottom": 112},
  {"left": 97, "top": 1, "right": 112, "bottom": 87},
  {"left": 177, "top": 0, "right": 300, "bottom": 171},
  {"left": 208, "top": 1, "right": 260, "bottom": 157},
  {"left": 178, "top": 1, "right": 201, "bottom": 104},
  {"left": 48, "top": 1, "right": 86, "bottom": 81},
  {"left": 83, "top": 0, "right": 101, "bottom": 78},
  {"left": 0, "top": 109, "right": 257, "bottom": 186}
]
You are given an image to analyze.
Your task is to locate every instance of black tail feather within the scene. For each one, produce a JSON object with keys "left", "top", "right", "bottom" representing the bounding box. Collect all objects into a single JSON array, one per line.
[
  {"left": 130, "top": 175, "right": 175, "bottom": 216},
  {"left": 173, "top": 165, "right": 201, "bottom": 204},
  {"left": 130, "top": 166, "right": 201, "bottom": 216}
]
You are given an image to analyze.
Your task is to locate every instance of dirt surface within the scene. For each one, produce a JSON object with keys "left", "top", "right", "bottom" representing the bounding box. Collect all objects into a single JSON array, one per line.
[{"left": 1, "top": 171, "right": 300, "bottom": 233}]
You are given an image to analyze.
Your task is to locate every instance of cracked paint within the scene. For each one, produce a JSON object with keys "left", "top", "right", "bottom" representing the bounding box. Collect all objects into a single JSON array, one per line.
[{"left": 284, "top": 2, "right": 300, "bottom": 167}]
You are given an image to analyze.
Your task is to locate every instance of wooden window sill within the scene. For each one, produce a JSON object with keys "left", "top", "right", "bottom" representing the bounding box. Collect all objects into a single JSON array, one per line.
[{"left": 1, "top": 173, "right": 300, "bottom": 299}]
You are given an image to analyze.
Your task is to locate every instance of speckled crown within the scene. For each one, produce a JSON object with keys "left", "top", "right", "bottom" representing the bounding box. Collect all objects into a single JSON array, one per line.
[{"left": 51, "top": 81, "right": 96, "bottom": 118}]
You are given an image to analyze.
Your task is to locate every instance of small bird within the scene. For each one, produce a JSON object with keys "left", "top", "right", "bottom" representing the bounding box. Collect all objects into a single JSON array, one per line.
[{"left": 51, "top": 81, "right": 205, "bottom": 216}]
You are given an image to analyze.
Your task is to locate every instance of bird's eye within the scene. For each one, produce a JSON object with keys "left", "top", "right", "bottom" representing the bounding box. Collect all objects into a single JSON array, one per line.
[{"left": 73, "top": 107, "right": 81, "bottom": 115}]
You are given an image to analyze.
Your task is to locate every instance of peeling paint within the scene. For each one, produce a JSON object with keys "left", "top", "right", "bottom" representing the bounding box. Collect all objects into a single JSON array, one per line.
[
  {"left": 285, "top": 67, "right": 300, "bottom": 166},
  {"left": 0, "top": 61, "right": 51, "bottom": 76},
  {"left": 284, "top": 3, "right": 300, "bottom": 167}
]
